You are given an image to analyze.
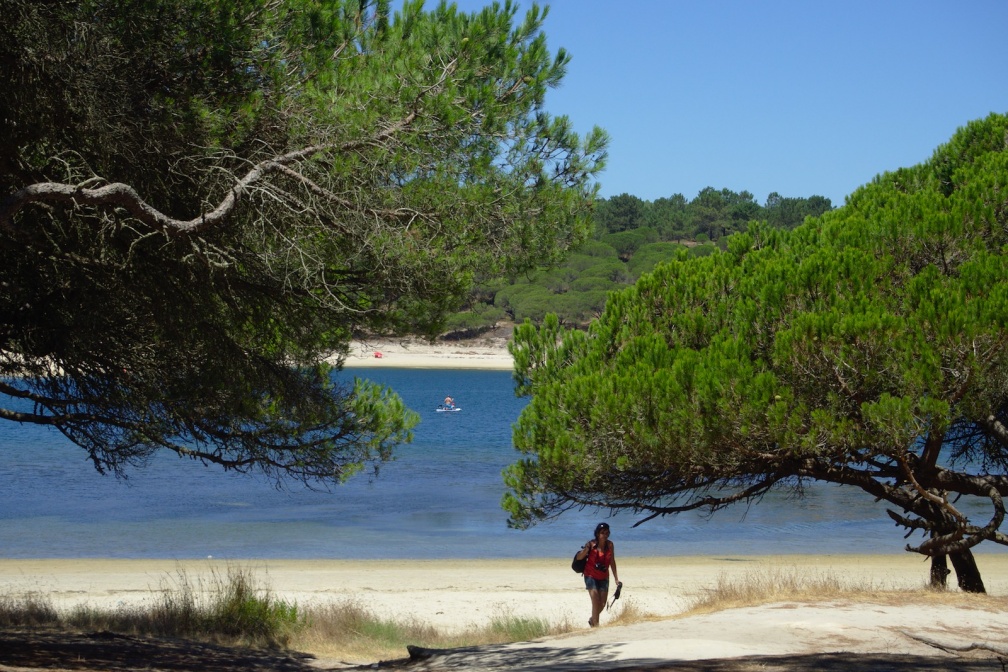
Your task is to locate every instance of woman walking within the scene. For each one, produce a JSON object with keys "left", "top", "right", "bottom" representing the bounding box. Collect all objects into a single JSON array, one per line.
[{"left": 574, "top": 522, "right": 621, "bottom": 627}]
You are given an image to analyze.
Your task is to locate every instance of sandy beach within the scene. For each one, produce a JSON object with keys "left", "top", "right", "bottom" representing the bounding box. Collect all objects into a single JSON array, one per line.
[
  {"left": 3, "top": 554, "right": 1008, "bottom": 669},
  {"left": 4, "top": 554, "right": 1008, "bottom": 630},
  {"left": 340, "top": 337, "right": 513, "bottom": 370}
]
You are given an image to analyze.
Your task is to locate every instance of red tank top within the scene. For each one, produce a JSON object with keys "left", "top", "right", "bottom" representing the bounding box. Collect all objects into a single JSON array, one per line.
[{"left": 583, "top": 542, "right": 612, "bottom": 580}]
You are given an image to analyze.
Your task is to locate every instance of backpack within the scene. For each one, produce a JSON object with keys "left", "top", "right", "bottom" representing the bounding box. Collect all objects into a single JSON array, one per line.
[{"left": 571, "top": 548, "right": 587, "bottom": 573}]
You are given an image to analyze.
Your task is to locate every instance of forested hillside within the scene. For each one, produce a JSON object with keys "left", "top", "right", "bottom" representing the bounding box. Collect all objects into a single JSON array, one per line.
[{"left": 443, "top": 188, "right": 833, "bottom": 336}]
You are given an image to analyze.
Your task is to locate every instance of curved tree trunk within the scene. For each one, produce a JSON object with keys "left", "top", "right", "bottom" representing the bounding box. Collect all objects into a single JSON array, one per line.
[
  {"left": 949, "top": 549, "right": 986, "bottom": 593},
  {"left": 929, "top": 554, "right": 950, "bottom": 589}
]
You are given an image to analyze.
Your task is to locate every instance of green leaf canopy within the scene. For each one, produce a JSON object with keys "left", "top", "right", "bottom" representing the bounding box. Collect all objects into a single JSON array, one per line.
[
  {"left": 0, "top": 0, "right": 606, "bottom": 482},
  {"left": 507, "top": 114, "right": 1008, "bottom": 588}
]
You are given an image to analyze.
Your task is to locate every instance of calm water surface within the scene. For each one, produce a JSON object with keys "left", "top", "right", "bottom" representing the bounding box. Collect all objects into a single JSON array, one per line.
[{"left": 0, "top": 368, "right": 999, "bottom": 559}]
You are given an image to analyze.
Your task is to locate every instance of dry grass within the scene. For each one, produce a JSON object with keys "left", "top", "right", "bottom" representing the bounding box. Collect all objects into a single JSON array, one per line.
[
  {"left": 0, "top": 567, "right": 576, "bottom": 665},
  {"left": 47, "top": 565, "right": 304, "bottom": 648},
  {"left": 0, "top": 593, "right": 60, "bottom": 627},
  {"left": 295, "top": 599, "right": 576, "bottom": 662},
  {"left": 6, "top": 564, "right": 1007, "bottom": 665},
  {"left": 680, "top": 565, "right": 1008, "bottom": 617},
  {"left": 293, "top": 599, "right": 438, "bottom": 662},
  {"left": 601, "top": 597, "right": 659, "bottom": 627}
]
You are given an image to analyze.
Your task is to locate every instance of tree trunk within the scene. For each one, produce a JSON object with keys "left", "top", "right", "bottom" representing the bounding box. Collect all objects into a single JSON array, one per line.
[
  {"left": 929, "top": 554, "right": 950, "bottom": 589},
  {"left": 949, "top": 549, "right": 986, "bottom": 593}
]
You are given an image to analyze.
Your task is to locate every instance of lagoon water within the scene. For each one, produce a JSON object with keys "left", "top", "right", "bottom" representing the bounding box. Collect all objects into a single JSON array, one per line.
[{"left": 0, "top": 368, "right": 997, "bottom": 559}]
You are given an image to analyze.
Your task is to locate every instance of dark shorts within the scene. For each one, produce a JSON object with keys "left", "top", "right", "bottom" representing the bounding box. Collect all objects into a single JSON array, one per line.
[{"left": 584, "top": 576, "right": 609, "bottom": 592}]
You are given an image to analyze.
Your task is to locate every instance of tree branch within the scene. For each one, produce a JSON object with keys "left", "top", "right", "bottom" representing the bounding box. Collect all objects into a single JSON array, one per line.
[
  {"left": 981, "top": 413, "right": 1008, "bottom": 449},
  {"left": 0, "top": 114, "right": 419, "bottom": 236},
  {"left": 625, "top": 474, "right": 783, "bottom": 527}
]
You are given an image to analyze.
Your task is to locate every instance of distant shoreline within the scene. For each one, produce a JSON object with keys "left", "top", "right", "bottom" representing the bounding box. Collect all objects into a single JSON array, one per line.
[{"left": 339, "top": 337, "right": 513, "bottom": 370}]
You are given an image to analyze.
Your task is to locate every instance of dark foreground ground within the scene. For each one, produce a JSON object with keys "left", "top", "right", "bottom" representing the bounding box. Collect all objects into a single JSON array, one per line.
[{"left": 0, "top": 627, "right": 1004, "bottom": 672}]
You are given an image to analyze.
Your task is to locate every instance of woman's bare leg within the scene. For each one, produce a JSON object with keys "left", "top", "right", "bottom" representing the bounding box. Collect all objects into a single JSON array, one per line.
[{"left": 589, "top": 588, "right": 607, "bottom": 626}]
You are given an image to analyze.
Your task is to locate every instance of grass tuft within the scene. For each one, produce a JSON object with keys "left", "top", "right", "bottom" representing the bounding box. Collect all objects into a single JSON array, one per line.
[
  {"left": 604, "top": 597, "right": 654, "bottom": 626},
  {"left": 483, "top": 607, "right": 560, "bottom": 642},
  {"left": 0, "top": 593, "right": 60, "bottom": 627},
  {"left": 679, "top": 565, "right": 1008, "bottom": 617},
  {"left": 685, "top": 565, "right": 877, "bottom": 614},
  {"left": 56, "top": 565, "right": 303, "bottom": 648},
  {"left": 295, "top": 601, "right": 573, "bottom": 662},
  {"left": 296, "top": 599, "right": 443, "bottom": 662}
]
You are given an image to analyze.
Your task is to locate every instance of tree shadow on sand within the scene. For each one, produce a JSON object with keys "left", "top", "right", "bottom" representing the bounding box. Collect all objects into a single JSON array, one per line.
[
  {"left": 364, "top": 642, "right": 1008, "bottom": 672},
  {"left": 0, "top": 627, "right": 320, "bottom": 672},
  {"left": 3, "top": 629, "right": 1005, "bottom": 672}
]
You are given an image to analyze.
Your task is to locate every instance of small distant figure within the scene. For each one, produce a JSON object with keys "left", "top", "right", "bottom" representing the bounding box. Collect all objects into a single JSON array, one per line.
[
  {"left": 437, "top": 396, "right": 460, "bottom": 412},
  {"left": 373, "top": 351, "right": 383, "bottom": 358}
]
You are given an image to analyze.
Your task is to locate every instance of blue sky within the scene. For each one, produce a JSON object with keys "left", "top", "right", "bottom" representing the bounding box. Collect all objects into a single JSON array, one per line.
[{"left": 451, "top": 0, "right": 1008, "bottom": 207}]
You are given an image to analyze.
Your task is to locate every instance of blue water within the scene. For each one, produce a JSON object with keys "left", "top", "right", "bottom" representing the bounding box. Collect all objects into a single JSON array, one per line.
[{"left": 0, "top": 368, "right": 1001, "bottom": 559}]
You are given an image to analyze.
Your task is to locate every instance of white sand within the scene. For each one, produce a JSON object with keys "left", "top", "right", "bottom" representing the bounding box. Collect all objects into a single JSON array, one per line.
[
  {"left": 4, "top": 554, "right": 1008, "bottom": 630},
  {"left": 3, "top": 555, "right": 1008, "bottom": 666},
  {"left": 340, "top": 338, "right": 513, "bottom": 370}
]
